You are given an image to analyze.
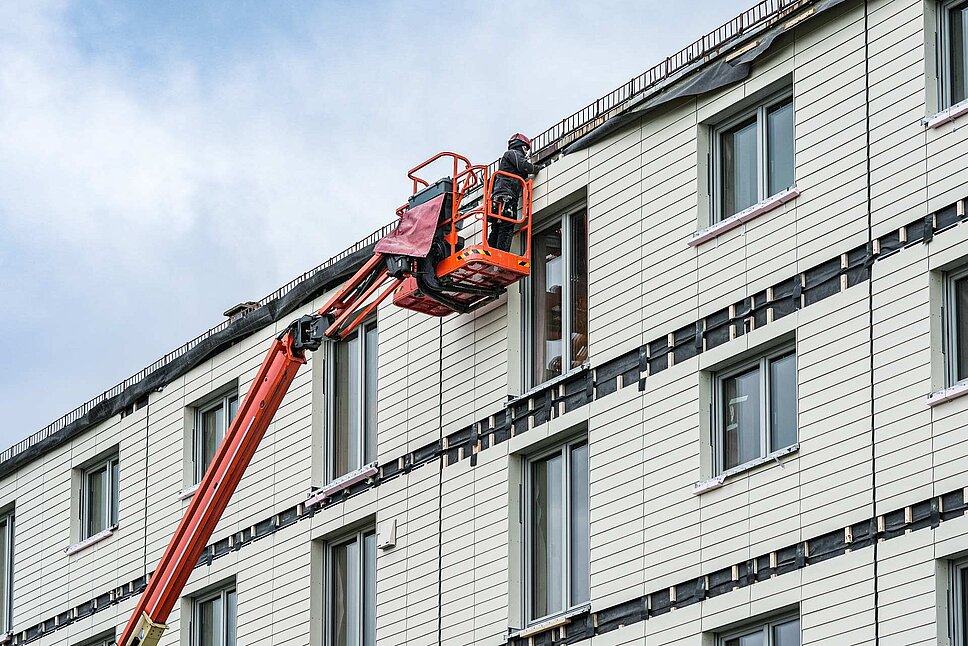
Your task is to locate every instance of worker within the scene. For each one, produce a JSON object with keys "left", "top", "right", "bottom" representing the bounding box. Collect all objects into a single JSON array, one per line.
[{"left": 488, "top": 133, "right": 538, "bottom": 251}]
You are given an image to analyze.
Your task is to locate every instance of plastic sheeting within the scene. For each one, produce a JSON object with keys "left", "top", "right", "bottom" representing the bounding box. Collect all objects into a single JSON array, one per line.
[{"left": 373, "top": 194, "right": 445, "bottom": 258}]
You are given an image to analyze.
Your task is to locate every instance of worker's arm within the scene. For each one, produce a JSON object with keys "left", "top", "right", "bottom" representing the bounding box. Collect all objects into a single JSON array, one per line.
[{"left": 508, "top": 148, "right": 539, "bottom": 177}]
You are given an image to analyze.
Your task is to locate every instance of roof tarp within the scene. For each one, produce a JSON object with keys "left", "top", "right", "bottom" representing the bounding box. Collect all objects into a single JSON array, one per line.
[{"left": 374, "top": 194, "right": 445, "bottom": 258}]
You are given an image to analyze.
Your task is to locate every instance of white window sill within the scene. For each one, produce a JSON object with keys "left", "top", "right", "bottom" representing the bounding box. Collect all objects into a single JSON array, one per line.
[
  {"left": 64, "top": 526, "right": 117, "bottom": 555},
  {"left": 509, "top": 604, "right": 591, "bottom": 640},
  {"left": 927, "top": 380, "right": 968, "bottom": 406},
  {"left": 178, "top": 483, "right": 200, "bottom": 500},
  {"left": 306, "top": 462, "right": 379, "bottom": 507},
  {"left": 924, "top": 99, "right": 968, "bottom": 129},
  {"left": 689, "top": 187, "right": 800, "bottom": 247},
  {"left": 693, "top": 444, "right": 798, "bottom": 495}
]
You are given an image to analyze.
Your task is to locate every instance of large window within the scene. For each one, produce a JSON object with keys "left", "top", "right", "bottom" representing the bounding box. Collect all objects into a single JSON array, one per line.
[
  {"left": 942, "top": 0, "right": 968, "bottom": 108},
  {"left": 718, "top": 616, "right": 800, "bottom": 646},
  {"left": 81, "top": 453, "right": 119, "bottom": 539},
  {"left": 327, "top": 530, "right": 376, "bottom": 646},
  {"left": 0, "top": 511, "right": 13, "bottom": 633},
  {"left": 526, "top": 208, "right": 588, "bottom": 388},
  {"left": 195, "top": 391, "right": 239, "bottom": 484},
  {"left": 714, "top": 347, "right": 797, "bottom": 473},
  {"left": 947, "top": 266, "right": 968, "bottom": 385},
  {"left": 713, "top": 90, "right": 794, "bottom": 220},
  {"left": 525, "top": 438, "right": 589, "bottom": 624},
  {"left": 194, "top": 585, "right": 237, "bottom": 646},
  {"left": 329, "top": 321, "right": 378, "bottom": 479}
]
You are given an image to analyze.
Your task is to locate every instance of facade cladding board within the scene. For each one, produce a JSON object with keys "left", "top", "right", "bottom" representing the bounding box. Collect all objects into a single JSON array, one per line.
[{"left": 3, "top": 0, "right": 968, "bottom": 645}]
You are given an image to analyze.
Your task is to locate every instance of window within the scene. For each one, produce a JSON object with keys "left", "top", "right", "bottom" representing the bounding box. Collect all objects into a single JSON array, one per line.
[
  {"left": 714, "top": 347, "right": 797, "bottom": 473},
  {"left": 195, "top": 390, "right": 239, "bottom": 484},
  {"left": 525, "top": 208, "right": 588, "bottom": 388},
  {"left": 942, "top": 0, "right": 968, "bottom": 108},
  {"left": 947, "top": 266, "right": 968, "bottom": 385},
  {"left": 329, "top": 321, "right": 378, "bottom": 479},
  {"left": 718, "top": 616, "right": 800, "bottom": 646},
  {"left": 72, "top": 633, "right": 115, "bottom": 646},
  {"left": 194, "top": 585, "right": 237, "bottom": 646},
  {"left": 525, "top": 438, "right": 589, "bottom": 623},
  {"left": 326, "top": 530, "right": 376, "bottom": 646},
  {"left": 713, "top": 90, "right": 794, "bottom": 220},
  {"left": 0, "top": 511, "right": 13, "bottom": 633},
  {"left": 81, "top": 454, "right": 119, "bottom": 539}
]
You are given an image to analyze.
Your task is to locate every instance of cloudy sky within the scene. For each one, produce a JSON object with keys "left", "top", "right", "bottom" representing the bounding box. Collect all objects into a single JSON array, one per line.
[{"left": 0, "top": 0, "right": 753, "bottom": 450}]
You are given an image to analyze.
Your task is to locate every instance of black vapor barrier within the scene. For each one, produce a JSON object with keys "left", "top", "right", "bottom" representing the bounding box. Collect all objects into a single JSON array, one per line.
[
  {"left": 0, "top": 244, "right": 376, "bottom": 480},
  {"left": 10, "top": 196, "right": 966, "bottom": 645}
]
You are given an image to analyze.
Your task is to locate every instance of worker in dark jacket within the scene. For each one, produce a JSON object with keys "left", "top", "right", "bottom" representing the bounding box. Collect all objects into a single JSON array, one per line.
[{"left": 488, "top": 133, "right": 538, "bottom": 251}]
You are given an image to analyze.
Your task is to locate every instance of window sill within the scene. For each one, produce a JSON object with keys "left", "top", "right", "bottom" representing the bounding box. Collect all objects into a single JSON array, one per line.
[
  {"left": 306, "top": 462, "right": 379, "bottom": 507},
  {"left": 927, "top": 380, "right": 968, "bottom": 406},
  {"left": 924, "top": 99, "right": 968, "bottom": 129},
  {"left": 178, "top": 483, "right": 200, "bottom": 500},
  {"left": 692, "top": 444, "right": 798, "bottom": 495},
  {"left": 689, "top": 187, "right": 800, "bottom": 247},
  {"left": 509, "top": 604, "right": 591, "bottom": 640},
  {"left": 64, "top": 525, "right": 117, "bottom": 555}
]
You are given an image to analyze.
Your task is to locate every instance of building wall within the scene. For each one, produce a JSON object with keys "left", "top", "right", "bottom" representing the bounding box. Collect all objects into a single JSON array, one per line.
[{"left": 4, "top": 0, "right": 968, "bottom": 644}]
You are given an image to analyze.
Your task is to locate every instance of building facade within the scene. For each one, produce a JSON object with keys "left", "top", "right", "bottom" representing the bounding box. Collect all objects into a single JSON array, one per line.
[{"left": 3, "top": 0, "right": 968, "bottom": 644}]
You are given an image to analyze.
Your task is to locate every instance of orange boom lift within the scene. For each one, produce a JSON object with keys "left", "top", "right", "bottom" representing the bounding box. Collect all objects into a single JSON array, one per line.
[{"left": 118, "top": 151, "right": 533, "bottom": 646}]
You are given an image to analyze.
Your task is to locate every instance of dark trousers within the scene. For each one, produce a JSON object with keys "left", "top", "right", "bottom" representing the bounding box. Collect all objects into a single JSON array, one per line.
[{"left": 488, "top": 195, "right": 518, "bottom": 251}]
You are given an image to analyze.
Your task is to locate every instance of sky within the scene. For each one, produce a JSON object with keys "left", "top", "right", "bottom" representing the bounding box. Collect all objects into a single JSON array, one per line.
[{"left": 0, "top": 0, "right": 754, "bottom": 451}]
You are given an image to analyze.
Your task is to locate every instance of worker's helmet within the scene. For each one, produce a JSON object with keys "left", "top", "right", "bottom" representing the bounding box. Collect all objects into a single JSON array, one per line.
[{"left": 508, "top": 133, "right": 532, "bottom": 151}]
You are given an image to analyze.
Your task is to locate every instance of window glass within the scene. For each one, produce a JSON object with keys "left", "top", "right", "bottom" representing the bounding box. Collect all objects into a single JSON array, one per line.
[
  {"left": 725, "top": 632, "right": 764, "bottom": 646},
  {"left": 723, "top": 367, "right": 761, "bottom": 470},
  {"left": 532, "top": 224, "right": 564, "bottom": 385},
  {"left": 957, "top": 276, "right": 968, "bottom": 382},
  {"left": 199, "top": 593, "right": 222, "bottom": 646},
  {"left": 951, "top": 2, "right": 968, "bottom": 105},
  {"left": 226, "top": 590, "right": 237, "bottom": 646},
  {"left": 721, "top": 117, "right": 758, "bottom": 217},
  {"left": 364, "top": 323, "right": 379, "bottom": 465},
  {"left": 111, "top": 458, "right": 120, "bottom": 526},
  {"left": 772, "top": 618, "right": 800, "bottom": 646},
  {"left": 363, "top": 533, "right": 377, "bottom": 646},
  {"left": 330, "top": 532, "right": 375, "bottom": 646},
  {"left": 569, "top": 442, "right": 590, "bottom": 606},
  {"left": 769, "top": 352, "right": 798, "bottom": 451},
  {"left": 86, "top": 463, "right": 107, "bottom": 537},
  {"left": 767, "top": 99, "right": 795, "bottom": 195},
  {"left": 197, "top": 394, "right": 238, "bottom": 483},
  {"left": 530, "top": 451, "right": 564, "bottom": 619},
  {"left": 569, "top": 212, "right": 589, "bottom": 373},
  {"left": 335, "top": 332, "right": 360, "bottom": 477},
  {"left": 0, "top": 517, "right": 7, "bottom": 632}
]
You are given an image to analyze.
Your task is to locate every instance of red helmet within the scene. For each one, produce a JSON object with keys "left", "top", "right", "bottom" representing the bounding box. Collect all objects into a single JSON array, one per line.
[{"left": 508, "top": 133, "right": 532, "bottom": 150}]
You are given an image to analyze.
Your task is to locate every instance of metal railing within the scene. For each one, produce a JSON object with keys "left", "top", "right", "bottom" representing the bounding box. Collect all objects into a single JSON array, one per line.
[{"left": 4, "top": 0, "right": 815, "bottom": 468}]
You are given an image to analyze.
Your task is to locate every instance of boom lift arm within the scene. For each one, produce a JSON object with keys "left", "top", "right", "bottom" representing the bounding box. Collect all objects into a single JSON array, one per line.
[{"left": 118, "top": 151, "right": 533, "bottom": 646}]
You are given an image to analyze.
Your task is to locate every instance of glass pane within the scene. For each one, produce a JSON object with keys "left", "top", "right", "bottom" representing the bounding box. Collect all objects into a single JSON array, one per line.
[
  {"left": 721, "top": 117, "right": 758, "bottom": 218},
  {"left": 723, "top": 367, "right": 762, "bottom": 470},
  {"left": 226, "top": 590, "right": 237, "bottom": 646},
  {"left": 767, "top": 99, "right": 795, "bottom": 196},
  {"left": 724, "top": 629, "right": 765, "bottom": 646},
  {"left": 199, "top": 595, "right": 222, "bottom": 646},
  {"left": 364, "top": 323, "right": 379, "bottom": 465},
  {"left": 200, "top": 406, "right": 220, "bottom": 481},
  {"left": 957, "top": 276, "right": 968, "bottom": 382},
  {"left": 531, "top": 223, "right": 564, "bottom": 385},
  {"left": 363, "top": 532, "right": 377, "bottom": 646},
  {"left": 569, "top": 212, "right": 589, "bottom": 372},
  {"left": 950, "top": 4, "right": 967, "bottom": 105},
  {"left": 961, "top": 567, "right": 968, "bottom": 646},
  {"left": 530, "top": 452, "right": 564, "bottom": 619},
  {"left": 332, "top": 540, "right": 360, "bottom": 646},
  {"left": 769, "top": 353, "right": 798, "bottom": 451},
  {"left": 773, "top": 618, "right": 800, "bottom": 646},
  {"left": 335, "top": 333, "right": 361, "bottom": 477},
  {"left": 0, "top": 520, "right": 6, "bottom": 632},
  {"left": 228, "top": 396, "right": 239, "bottom": 426},
  {"left": 111, "top": 459, "right": 120, "bottom": 526},
  {"left": 86, "top": 464, "right": 107, "bottom": 537},
  {"left": 569, "top": 443, "right": 590, "bottom": 606}
]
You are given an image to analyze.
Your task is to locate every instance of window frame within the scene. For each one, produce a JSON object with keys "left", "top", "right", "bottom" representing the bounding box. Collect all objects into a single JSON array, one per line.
[
  {"left": 324, "top": 528, "right": 376, "bottom": 646},
  {"left": 940, "top": 0, "right": 968, "bottom": 109},
  {"left": 193, "top": 390, "right": 240, "bottom": 484},
  {"left": 945, "top": 265, "right": 968, "bottom": 387},
  {"left": 523, "top": 436, "right": 590, "bottom": 625},
  {"left": 713, "top": 345, "right": 797, "bottom": 475},
  {"left": 522, "top": 205, "right": 589, "bottom": 390},
  {"left": 80, "top": 454, "right": 119, "bottom": 540},
  {"left": 192, "top": 584, "right": 237, "bottom": 646},
  {"left": 0, "top": 511, "right": 13, "bottom": 633},
  {"left": 711, "top": 88, "right": 795, "bottom": 222},
  {"left": 325, "top": 319, "right": 378, "bottom": 481},
  {"left": 717, "top": 613, "right": 800, "bottom": 646}
]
